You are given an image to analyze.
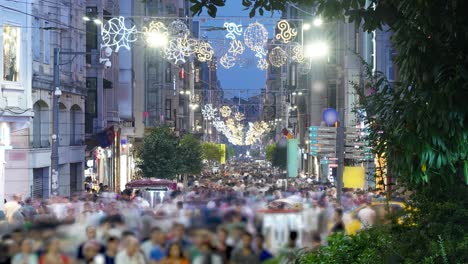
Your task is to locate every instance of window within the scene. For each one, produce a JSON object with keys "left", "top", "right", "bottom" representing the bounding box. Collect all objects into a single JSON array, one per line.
[
  {"left": 3, "top": 25, "right": 21, "bottom": 82},
  {"left": 32, "top": 18, "right": 41, "bottom": 61},
  {"left": 195, "top": 68, "right": 200, "bottom": 83},
  {"left": 70, "top": 105, "right": 83, "bottom": 145},
  {"left": 165, "top": 99, "right": 172, "bottom": 120},
  {"left": 43, "top": 22, "right": 50, "bottom": 64},
  {"left": 33, "top": 101, "right": 50, "bottom": 148},
  {"left": 85, "top": 78, "right": 97, "bottom": 134}
]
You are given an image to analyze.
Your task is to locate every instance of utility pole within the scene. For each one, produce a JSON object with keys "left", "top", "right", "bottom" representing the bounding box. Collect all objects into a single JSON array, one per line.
[
  {"left": 51, "top": 48, "right": 61, "bottom": 196},
  {"left": 336, "top": 108, "right": 345, "bottom": 205}
]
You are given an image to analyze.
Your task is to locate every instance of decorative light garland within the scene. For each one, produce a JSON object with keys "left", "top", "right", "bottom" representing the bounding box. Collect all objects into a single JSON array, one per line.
[
  {"left": 228, "top": 39, "right": 245, "bottom": 56},
  {"left": 268, "top": 46, "right": 288, "bottom": 67},
  {"left": 224, "top": 22, "right": 243, "bottom": 39},
  {"left": 244, "top": 22, "right": 268, "bottom": 51},
  {"left": 220, "top": 53, "right": 236, "bottom": 69},
  {"left": 257, "top": 58, "right": 269, "bottom": 70},
  {"left": 219, "top": 105, "right": 232, "bottom": 117},
  {"left": 168, "top": 20, "right": 189, "bottom": 37},
  {"left": 101, "top": 16, "right": 137, "bottom": 52},
  {"left": 292, "top": 44, "right": 304, "bottom": 63},
  {"left": 196, "top": 41, "right": 214, "bottom": 62},
  {"left": 275, "top": 20, "right": 297, "bottom": 43},
  {"left": 201, "top": 104, "right": 218, "bottom": 120}
]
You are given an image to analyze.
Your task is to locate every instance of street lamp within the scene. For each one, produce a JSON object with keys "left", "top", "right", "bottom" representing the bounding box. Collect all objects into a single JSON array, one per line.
[
  {"left": 305, "top": 41, "right": 329, "bottom": 59},
  {"left": 313, "top": 17, "right": 323, "bottom": 27},
  {"left": 146, "top": 32, "right": 168, "bottom": 48}
]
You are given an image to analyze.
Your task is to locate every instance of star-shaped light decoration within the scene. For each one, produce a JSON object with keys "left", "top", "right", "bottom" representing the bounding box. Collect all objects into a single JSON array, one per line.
[
  {"left": 201, "top": 104, "right": 218, "bottom": 120},
  {"left": 101, "top": 16, "right": 137, "bottom": 52}
]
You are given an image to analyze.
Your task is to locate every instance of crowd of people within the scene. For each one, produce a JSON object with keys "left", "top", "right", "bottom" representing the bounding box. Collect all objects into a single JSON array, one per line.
[{"left": 0, "top": 170, "right": 402, "bottom": 264}]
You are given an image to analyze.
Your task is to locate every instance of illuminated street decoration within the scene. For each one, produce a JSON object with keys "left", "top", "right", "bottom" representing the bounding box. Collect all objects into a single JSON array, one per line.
[
  {"left": 220, "top": 54, "right": 236, "bottom": 69},
  {"left": 275, "top": 20, "right": 297, "bottom": 43},
  {"left": 142, "top": 21, "right": 169, "bottom": 47},
  {"left": 101, "top": 16, "right": 137, "bottom": 52},
  {"left": 244, "top": 22, "right": 268, "bottom": 51},
  {"left": 164, "top": 38, "right": 187, "bottom": 64},
  {"left": 292, "top": 45, "right": 304, "bottom": 63},
  {"left": 228, "top": 39, "right": 245, "bottom": 56},
  {"left": 168, "top": 20, "right": 189, "bottom": 37},
  {"left": 299, "top": 61, "right": 311, "bottom": 75},
  {"left": 254, "top": 46, "right": 267, "bottom": 59},
  {"left": 196, "top": 41, "right": 214, "bottom": 62},
  {"left": 268, "top": 47, "right": 288, "bottom": 67},
  {"left": 220, "top": 106, "right": 232, "bottom": 117},
  {"left": 201, "top": 104, "right": 218, "bottom": 120},
  {"left": 234, "top": 112, "right": 245, "bottom": 121},
  {"left": 224, "top": 22, "right": 243, "bottom": 39},
  {"left": 245, "top": 121, "right": 270, "bottom": 145},
  {"left": 257, "top": 58, "right": 269, "bottom": 70}
]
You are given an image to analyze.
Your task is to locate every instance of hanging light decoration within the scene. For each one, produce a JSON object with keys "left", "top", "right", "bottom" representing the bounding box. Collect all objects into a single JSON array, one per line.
[
  {"left": 228, "top": 39, "right": 245, "bottom": 56},
  {"left": 196, "top": 41, "right": 214, "bottom": 62},
  {"left": 224, "top": 22, "right": 243, "bottom": 39},
  {"left": 268, "top": 46, "right": 288, "bottom": 67},
  {"left": 234, "top": 112, "right": 245, "bottom": 121},
  {"left": 168, "top": 20, "right": 189, "bottom": 37},
  {"left": 257, "top": 58, "right": 269, "bottom": 70},
  {"left": 201, "top": 104, "right": 218, "bottom": 120},
  {"left": 292, "top": 44, "right": 305, "bottom": 63},
  {"left": 219, "top": 106, "right": 232, "bottom": 117},
  {"left": 220, "top": 54, "right": 236, "bottom": 69},
  {"left": 101, "top": 16, "right": 137, "bottom": 52},
  {"left": 275, "top": 20, "right": 297, "bottom": 43},
  {"left": 164, "top": 38, "right": 187, "bottom": 64},
  {"left": 243, "top": 22, "right": 268, "bottom": 51}
]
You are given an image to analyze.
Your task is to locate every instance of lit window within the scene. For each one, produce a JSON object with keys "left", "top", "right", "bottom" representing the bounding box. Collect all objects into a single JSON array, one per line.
[{"left": 3, "top": 25, "right": 21, "bottom": 82}]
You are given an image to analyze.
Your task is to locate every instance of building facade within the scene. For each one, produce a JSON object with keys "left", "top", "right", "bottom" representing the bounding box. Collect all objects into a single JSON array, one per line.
[{"left": 0, "top": 0, "right": 34, "bottom": 206}]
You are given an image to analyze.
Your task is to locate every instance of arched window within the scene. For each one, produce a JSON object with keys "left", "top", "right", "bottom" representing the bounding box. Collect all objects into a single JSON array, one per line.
[
  {"left": 70, "top": 105, "right": 83, "bottom": 145},
  {"left": 59, "top": 103, "right": 68, "bottom": 146},
  {"left": 32, "top": 100, "right": 50, "bottom": 148}
]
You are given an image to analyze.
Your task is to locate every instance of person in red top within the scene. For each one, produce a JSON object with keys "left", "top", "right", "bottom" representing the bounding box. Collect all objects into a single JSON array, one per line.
[{"left": 39, "top": 237, "right": 70, "bottom": 264}]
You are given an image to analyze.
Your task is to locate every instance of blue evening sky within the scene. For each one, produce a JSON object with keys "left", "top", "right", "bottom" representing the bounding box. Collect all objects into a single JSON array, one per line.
[{"left": 198, "top": 1, "right": 281, "bottom": 98}]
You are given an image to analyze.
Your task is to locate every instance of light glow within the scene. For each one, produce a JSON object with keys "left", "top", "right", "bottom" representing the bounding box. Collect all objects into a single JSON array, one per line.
[{"left": 305, "top": 41, "right": 329, "bottom": 59}]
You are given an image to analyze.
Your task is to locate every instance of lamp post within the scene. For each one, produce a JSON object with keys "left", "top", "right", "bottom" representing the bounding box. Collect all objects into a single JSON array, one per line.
[{"left": 50, "top": 47, "right": 111, "bottom": 196}]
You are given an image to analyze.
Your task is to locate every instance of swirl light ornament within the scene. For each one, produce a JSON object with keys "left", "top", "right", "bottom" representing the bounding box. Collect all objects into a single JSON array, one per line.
[
  {"left": 196, "top": 41, "right": 214, "bottom": 62},
  {"left": 142, "top": 21, "right": 169, "bottom": 47},
  {"left": 292, "top": 44, "right": 305, "bottom": 63},
  {"left": 220, "top": 106, "right": 232, "bottom": 117},
  {"left": 243, "top": 22, "right": 268, "bottom": 51},
  {"left": 168, "top": 20, "right": 189, "bottom": 37},
  {"left": 257, "top": 58, "right": 269, "bottom": 70},
  {"left": 254, "top": 46, "right": 267, "bottom": 59},
  {"left": 201, "top": 104, "right": 218, "bottom": 120},
  {"left": 275, "top": 20, "right": 297, "bottom": 43},
  {"left": 101, "top": 16, "right": 137, "bottom": 52},
  {"left": 220, "top": 54, "right": 236, "bottom": 69},
  {"left": 224, "top": 22, "right": 243, "bottom": 39},
  {"left": 228, "top": 39, "right": 245, "bottom": 56},
  {"left": 268, "top": 47, "right": 288, "bottom": 67}
]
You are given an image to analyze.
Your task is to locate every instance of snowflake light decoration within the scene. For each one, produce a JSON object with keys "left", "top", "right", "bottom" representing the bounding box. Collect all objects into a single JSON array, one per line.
[
  {"left": 142, "top": 21, "right": 169, "bottom": 47},
  {"left": 164, "top": 38, "right": 187, "bottom": 64},
  {"left": 244, "top": 22, "right": 268, "bottom": 51},
  {"left": 202, "top": 104, "right": 217, "bottom": 120},
  {"left": 219, "top": 106, "right": 232, "bottom": 117},
  {"left": 299, "top": 61, "right": 311, "bottom": 75},
  {"left": 101, "top": 16, "right": 137, "bottom": 52},
  {"left": 228, "top": 40, "right": 245, "bottom": 56},
  {"left": 275, "top": 20, "right": 297, "bottom": 43},
  {"left": 220, "top": 54, "right": 236, "bottom": 69},
  {"left": 234, "top": 112, "right": 245, "bottom": 121},
  {"left": 196, "top": 41, "right": 214, "bottom": 62},
  {"left": 168, "top": 20, "right": 189, "bottom": 37},
  {"left": 292, "top": 45, "right": 304, "bottom": 63},
  {"left": 224, "top": 22, "right": 243, "bottom": 39},
  {"left": 254, "top": 46, "right": 267, "bottom": 59},
  {"left": 257, "top": 58, "right": 269, "bottom": 70},
  {"left": 268, "top": 47, "right": 288, "bottom": 67},
  {"left": 245, "top": 121, "right": 270, "bottom": 145}
]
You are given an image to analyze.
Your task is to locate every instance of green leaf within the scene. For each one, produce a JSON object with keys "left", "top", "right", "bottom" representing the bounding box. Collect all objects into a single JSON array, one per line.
[
  {"left": 249, "top": 7, "right": 256, "bottom": 18},
  {"left": 211, "top": 0, "right": 225, "bottom": 6},
  {"left": 207, "top": 4, "right": 218, "bottom": 17}
]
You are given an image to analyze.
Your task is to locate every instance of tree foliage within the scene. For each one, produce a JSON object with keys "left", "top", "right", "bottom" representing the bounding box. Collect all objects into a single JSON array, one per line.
[
  {"left": 226, "top": 145, "right": 236, "bottom": 160},
  {"left": 201, "top": 142, "right": 222, "bottom": 162},
  {"left": 136, "top": 127, "right": 179, "bottom": 179},
  {"left": 265, "top": 143, "right": 276, "bottom": 162},
  {"left": 177, "top": 134, "right": 203, "bottom": 175}
]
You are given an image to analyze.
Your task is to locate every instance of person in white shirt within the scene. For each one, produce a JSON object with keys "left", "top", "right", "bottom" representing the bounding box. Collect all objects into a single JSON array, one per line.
[
  {"left": 357, "top": 202, "right": 377, "bottom": 228},
  {"left": 115, "top": 236, "right": 146, "bottom": 264},
  {"left": 140, "top": 227, "right": 163, "bottom": 261},
  {"left": 4, "top": 194, "right": 22, "bottom": 224}
]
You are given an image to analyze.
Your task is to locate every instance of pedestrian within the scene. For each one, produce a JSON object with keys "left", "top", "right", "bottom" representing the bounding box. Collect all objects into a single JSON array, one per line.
[
  {"left": 159, "top": 243, "right": 189, "bottom": 264},
  {"left": 330, "top": 208, "right": 345, "bottom": 234},
  {"left": 38, "top": 237, "right": 70, "bottom": 264},
  {"left": 115, "top": 236, "right": 145, "bottom": 264},
  {"left": 230, "top": 232, "right": 259, "bottom": 264},
  {"left": 357, "top": 202, "right": 377, "bottom": 228},
  {"left": 4, "top": 194, "right": 22, "bottom": 224}
]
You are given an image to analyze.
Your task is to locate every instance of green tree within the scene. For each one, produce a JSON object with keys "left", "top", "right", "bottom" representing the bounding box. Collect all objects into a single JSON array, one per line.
[
  {"left": 177, "top": 134, "right": 203, "bottom": 175},
  {"left": 272, "top": 145, "right": 287, "bottom": 170},
  {"left": 226, "top": 145, "right": 236, "bottom": 160},
  {"left": 201, "top": 142, "right": 222, "bottom": 163},
  {"left": 265, "top": 143, "right": 276, "bottom": 162},
  {"left": 136, "top": 127, "right": 179, "bottom": 179}
]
